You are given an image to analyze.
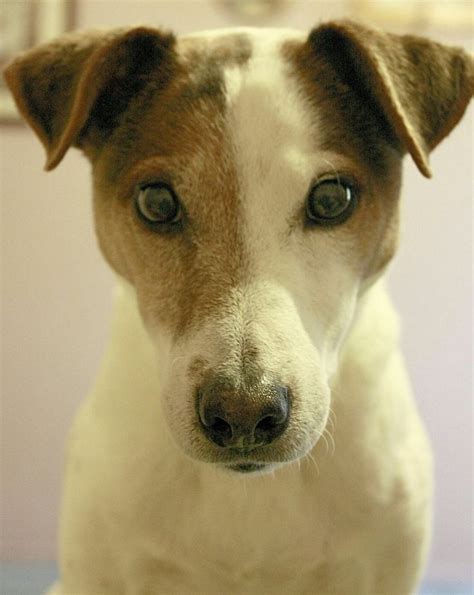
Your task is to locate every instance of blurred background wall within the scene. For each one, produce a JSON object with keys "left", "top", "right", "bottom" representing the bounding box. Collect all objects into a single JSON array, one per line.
[{"left": 1, "top": 0, "right": 472, "bottom": 584}]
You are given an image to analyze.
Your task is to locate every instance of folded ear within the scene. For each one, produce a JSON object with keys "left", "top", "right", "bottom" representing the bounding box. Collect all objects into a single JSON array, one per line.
[
  {"left": 3, "top": 27, "right": 176, "bottom": 170},
  {"left": 308, "top": 20, "right": 473, "bottom": 177}
]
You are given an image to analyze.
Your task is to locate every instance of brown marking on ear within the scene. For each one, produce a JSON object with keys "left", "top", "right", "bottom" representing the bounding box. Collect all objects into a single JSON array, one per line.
[
  {"left": 3, "top": 27, "right": 176, "bottom": 170},
  {"left": 304, "top": 20, "right": 473, "bottom": 178}
]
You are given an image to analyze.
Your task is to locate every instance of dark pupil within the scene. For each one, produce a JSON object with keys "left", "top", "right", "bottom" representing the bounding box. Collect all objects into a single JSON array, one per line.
[
  {"left": 311, "top": 181, "right": 350, "bottom": 218},
  {"left": 143, "top": 186, "right": 178, "bottom": 222}
]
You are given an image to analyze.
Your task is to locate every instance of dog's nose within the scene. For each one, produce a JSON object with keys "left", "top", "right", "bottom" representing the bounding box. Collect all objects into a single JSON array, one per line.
[{"left": 198, "top": 379, "right": 289, "bottom": 448}]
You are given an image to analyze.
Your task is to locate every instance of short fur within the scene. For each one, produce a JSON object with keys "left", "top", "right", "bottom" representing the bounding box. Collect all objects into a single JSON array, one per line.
[{"left": 4, "top": 20, "right": 472, "bottom": 595}]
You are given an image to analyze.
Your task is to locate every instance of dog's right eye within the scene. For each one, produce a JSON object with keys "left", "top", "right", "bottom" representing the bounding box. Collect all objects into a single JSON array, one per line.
[{"left": 135, "top": 184, "right": 182, "bottom": 228}]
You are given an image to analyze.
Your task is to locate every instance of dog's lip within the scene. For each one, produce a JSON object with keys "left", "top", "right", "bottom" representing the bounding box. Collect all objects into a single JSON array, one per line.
[{"left": 226, "top": 462, "right": 267, "bottom": 473}]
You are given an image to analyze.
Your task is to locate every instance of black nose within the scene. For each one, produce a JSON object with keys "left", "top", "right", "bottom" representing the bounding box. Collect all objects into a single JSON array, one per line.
[{"left": 198, "top": 378, "right": 290, "bottom": 449}]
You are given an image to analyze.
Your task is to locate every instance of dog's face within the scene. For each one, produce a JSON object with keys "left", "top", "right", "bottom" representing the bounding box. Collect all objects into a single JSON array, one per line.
[
  {"left": 92, "top": 29, "right": 402, "bottom": 473},
  {"left": 5, "top": 22, "right": 472, "bottom": 473}
]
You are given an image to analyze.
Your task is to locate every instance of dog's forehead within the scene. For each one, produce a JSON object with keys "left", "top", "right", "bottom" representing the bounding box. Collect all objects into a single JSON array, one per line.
[
  {"left": 177, "top": 27, "right": 306, "bottom": 104},
  {"left": 182, "top": 28, "right": 315, "bottom": 163},
  {"left": 175, "top": 27, "right": 309, "bottom": 129},
  {"left": 102, "top": 29, "right": 308, "bottom": 186},
  {"left": 101, "top": 26, "right": 395, "bottom": 190}
]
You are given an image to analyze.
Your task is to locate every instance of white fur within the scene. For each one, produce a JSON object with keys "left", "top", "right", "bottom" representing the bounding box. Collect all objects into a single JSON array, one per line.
[
  {"left": 50, "top": 28, "right": 432, "bottom": 595},
  {"left": 55, "top": 280, "right": 432, "bottom": 595}
]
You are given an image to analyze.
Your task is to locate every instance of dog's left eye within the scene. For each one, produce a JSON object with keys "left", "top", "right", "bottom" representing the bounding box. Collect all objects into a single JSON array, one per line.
[
  {"left": 135, "top": 184, "right": 181, "bottom": 227},
  {"left": 306, "top": 179, "right": 356, "bottom": 225}
]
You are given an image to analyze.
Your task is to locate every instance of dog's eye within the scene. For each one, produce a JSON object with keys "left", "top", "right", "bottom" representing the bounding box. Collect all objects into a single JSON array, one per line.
[
  {"left": 135, "top": 184, "right": 181, "bottom": 227},
  {"left": 306, "top": 179, "right": 356, "bottom": 225}
]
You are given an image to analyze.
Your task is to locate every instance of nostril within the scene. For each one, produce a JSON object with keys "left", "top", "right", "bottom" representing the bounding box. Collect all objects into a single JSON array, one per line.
[
  {"left": 255, "top": 415, "right": 279, "bottom": 433},
  {"left": 198, "top": 397, "right": 234, "bottom": 446},
  {"left": 254, "top": 410, "right": 288, "bottom": 444},
  {"left": 209, "top": 416, "right": 233, "bottom": 441},
  {"left": 253, "top": 387, "right": 289, "bottom": 444}
]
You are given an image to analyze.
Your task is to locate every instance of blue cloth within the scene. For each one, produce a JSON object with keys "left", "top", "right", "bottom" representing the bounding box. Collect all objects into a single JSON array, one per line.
[
  {"left": 1, "top": 562, "right": 472, "bottom": 595},
  {"left": 1, "top": 563, "right": 57, "bottom": 595}
]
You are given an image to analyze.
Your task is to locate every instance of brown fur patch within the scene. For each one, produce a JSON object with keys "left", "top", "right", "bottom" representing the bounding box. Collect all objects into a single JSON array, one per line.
[
  {"left": 4, "top": 27, "right": 177, "bottom": 170},
  {"left": 92, "top": 34, "right": 254, "bottom": 337},
  {"left": 283, "top": 39, "right": 402, "bottom": 281},
  {"left": 178, "top": 32, "right": 252, "bottom": 103},
  {"left": 298, "top": 21, "right": 473, "bottom": 178}
]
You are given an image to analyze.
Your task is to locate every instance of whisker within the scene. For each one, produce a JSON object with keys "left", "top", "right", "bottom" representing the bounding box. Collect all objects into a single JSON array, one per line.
[
  {"left": 307, "top": 452, "right": 320, "bottom": 476},
  {"left": 320, "top": 431, "right": 330, "bottom": 456},
  {"left": 328, "top": 407, "right": 338, "bottom": 429},
  {"left": 323, "top": 427, "right": 336, "bottom": 457}
]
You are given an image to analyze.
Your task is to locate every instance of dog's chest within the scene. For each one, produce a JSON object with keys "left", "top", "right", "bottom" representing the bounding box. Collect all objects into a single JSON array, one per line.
[{"left": 116, "top": 462, "right": 369, "bottom": 594}]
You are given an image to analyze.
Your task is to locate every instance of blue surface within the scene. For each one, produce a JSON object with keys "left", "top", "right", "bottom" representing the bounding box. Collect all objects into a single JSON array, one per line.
[
  {"left": 1, "top": 563, "right": 57, "bottom": 595},
  {"left": 421, "top": 584, "right": 473, "bottom": 595},
  {"left": 1, "top": 562, "right": 472, "bottom": 595}
]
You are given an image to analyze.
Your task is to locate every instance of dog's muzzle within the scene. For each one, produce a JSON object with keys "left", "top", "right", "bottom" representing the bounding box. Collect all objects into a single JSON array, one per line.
[{"left": 197, "top": 377, "right": 290, "bottom": 452}]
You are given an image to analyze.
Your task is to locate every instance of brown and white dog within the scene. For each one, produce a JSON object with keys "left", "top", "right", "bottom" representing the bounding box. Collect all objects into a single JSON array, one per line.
[{"left": 5, "top": 20, "right": 472, "bottom": 595}]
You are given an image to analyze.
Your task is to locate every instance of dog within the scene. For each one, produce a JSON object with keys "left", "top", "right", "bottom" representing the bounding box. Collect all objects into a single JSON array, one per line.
[{"left": 5, "top": 19, "right": 472, "bottom": 595}]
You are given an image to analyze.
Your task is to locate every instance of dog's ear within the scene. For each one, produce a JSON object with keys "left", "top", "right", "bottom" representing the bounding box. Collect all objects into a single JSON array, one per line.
[
  {"left": 307, "top": 20, "right": 473, "bottom": 177},
  {"left": 3, "top": 27, "right": 176, "bottom": 170}
]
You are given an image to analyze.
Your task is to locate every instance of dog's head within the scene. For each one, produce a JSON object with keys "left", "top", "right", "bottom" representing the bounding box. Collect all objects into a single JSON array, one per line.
[{"left": 5, "top": 22, "right": 472, "bottom": 474}]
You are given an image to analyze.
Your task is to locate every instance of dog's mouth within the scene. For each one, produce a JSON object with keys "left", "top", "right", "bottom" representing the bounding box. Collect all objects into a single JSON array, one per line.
[{"left": 225, "top": 462, "right": 272, "bottom": 474}]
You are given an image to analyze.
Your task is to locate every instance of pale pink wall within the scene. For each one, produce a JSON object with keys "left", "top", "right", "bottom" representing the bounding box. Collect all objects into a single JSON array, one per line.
[
  {"left": 388, "top": 112, "right": 473, "bottom": 581},
  {"left": 1, "top": 0, "right": 472, "bottom": 583}
]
